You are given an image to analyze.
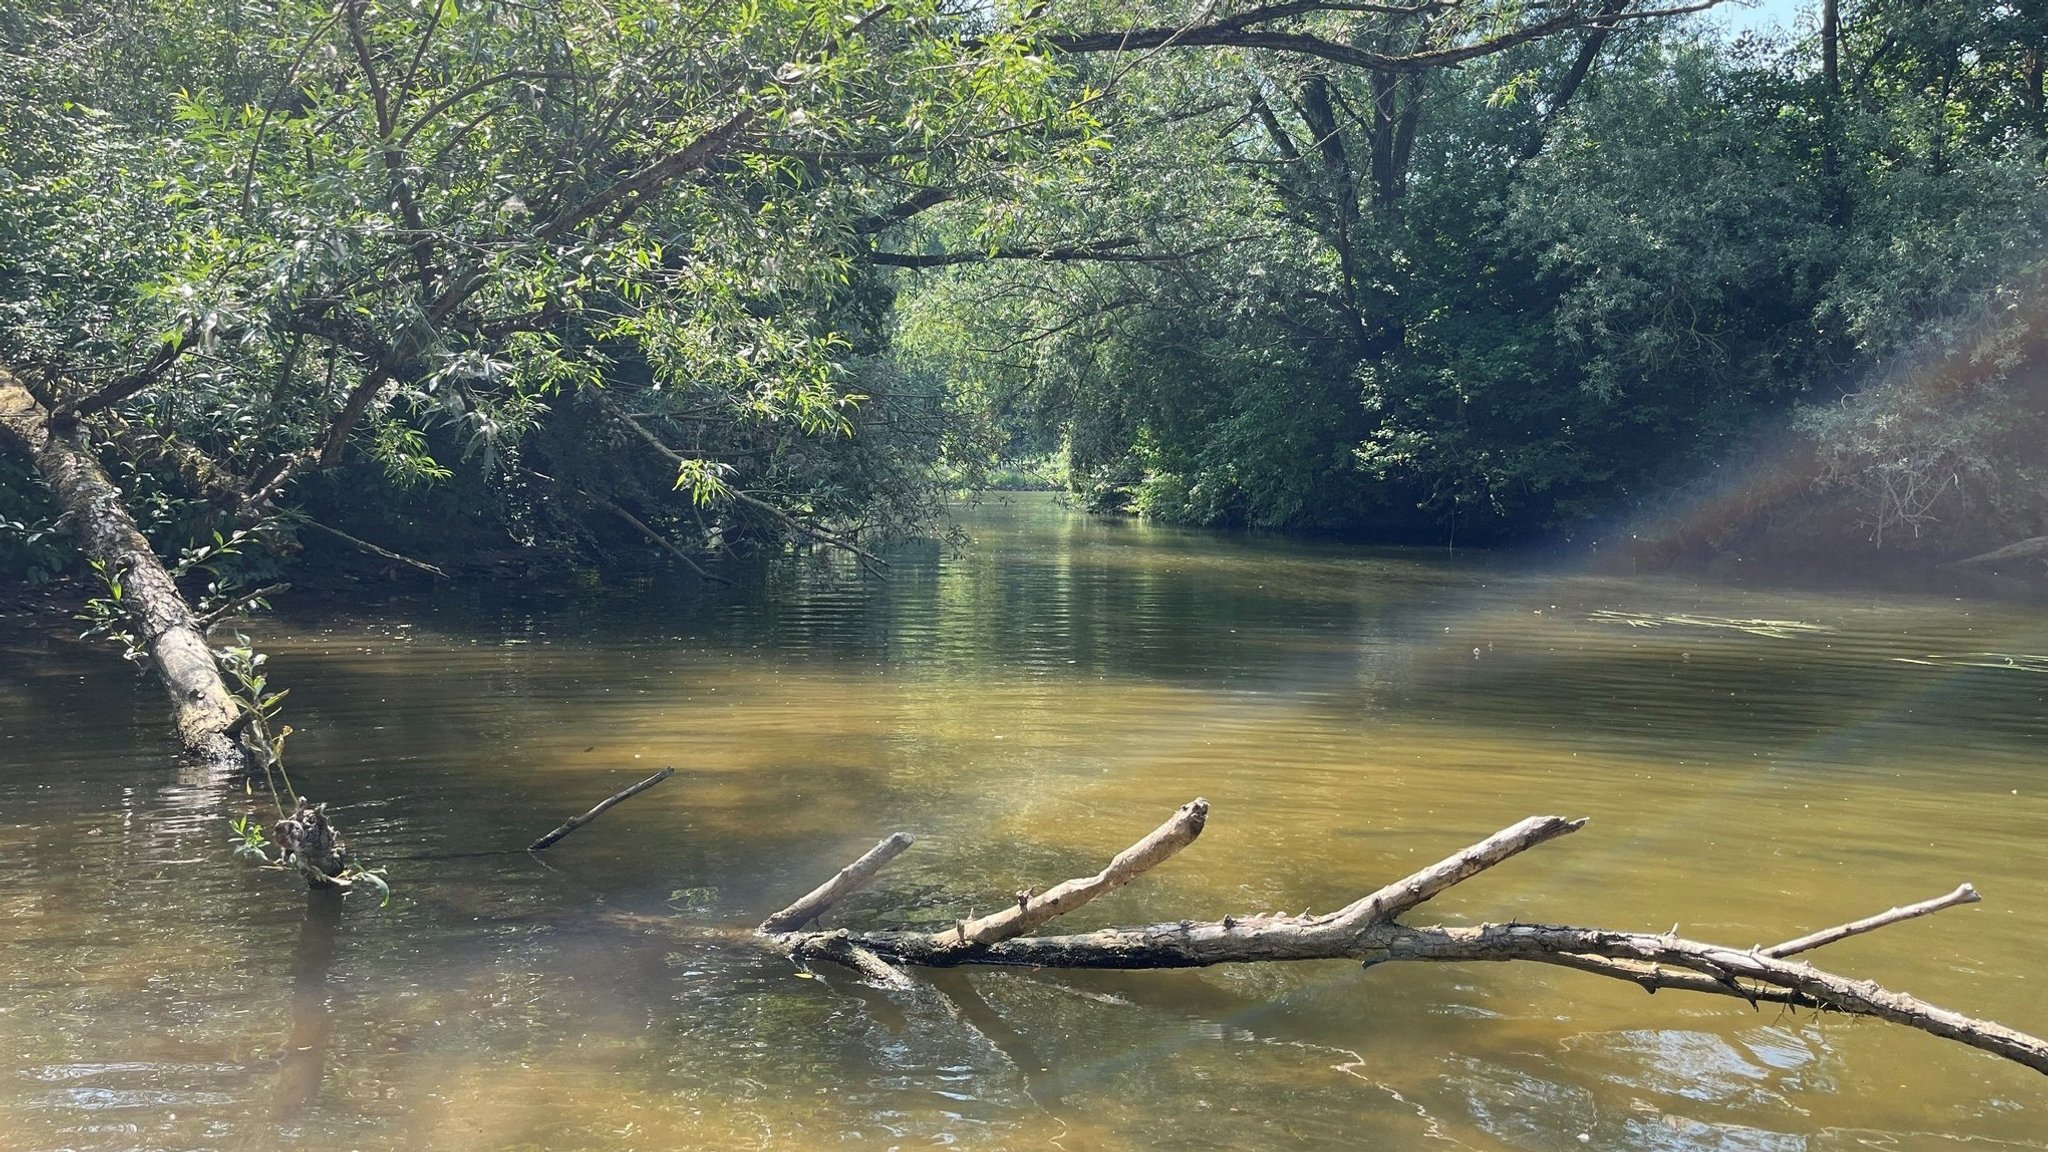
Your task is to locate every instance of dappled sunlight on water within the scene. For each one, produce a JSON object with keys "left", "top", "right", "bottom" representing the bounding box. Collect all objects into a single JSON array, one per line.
[{"left": 3, "top": 494, "right": 2045, "bottom": 1149}]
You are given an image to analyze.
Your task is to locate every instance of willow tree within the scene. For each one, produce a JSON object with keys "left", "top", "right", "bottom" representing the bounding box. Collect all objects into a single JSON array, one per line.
[
  {"left": 901, "top": 1, "right": 2048, "bottom": 556},
  {"left": 1, "top": 0, "right": 1091, "bottom": 783}
]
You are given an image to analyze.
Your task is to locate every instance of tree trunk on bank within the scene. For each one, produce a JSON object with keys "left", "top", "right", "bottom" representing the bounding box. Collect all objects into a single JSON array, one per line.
[{"left": 0, "top": 371, "right": 248, "bottom": 775}]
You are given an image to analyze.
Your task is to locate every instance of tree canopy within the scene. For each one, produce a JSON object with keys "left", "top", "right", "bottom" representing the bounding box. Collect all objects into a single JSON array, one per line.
[{"left": 5, "top": 0, "right": 2047, "bottom": 587}]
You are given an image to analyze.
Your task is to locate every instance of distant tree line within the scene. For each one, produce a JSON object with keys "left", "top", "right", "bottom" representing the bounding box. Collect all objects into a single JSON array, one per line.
[{"left": 902, "top": 0, "right": 2048, "bottom": 560}]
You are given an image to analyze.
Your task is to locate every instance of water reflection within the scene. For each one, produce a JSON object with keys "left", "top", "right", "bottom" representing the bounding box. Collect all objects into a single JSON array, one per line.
[
  {"left": 273, "top": 890, "right": 344, "bottom": 1121},
  {"left": 1, "top": 494, "right": 2045, "bottom": 1149}
]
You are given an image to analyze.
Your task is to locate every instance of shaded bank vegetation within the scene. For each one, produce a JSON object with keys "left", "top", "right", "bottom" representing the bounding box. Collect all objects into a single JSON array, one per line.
[
  {"left": 0, "top": 2, "right": 2045, "bottom": 804},
  {"left": 7, "top": 0, "right": 2044, "bottom": 887},
  {"left": 5, "top": 2, "right": 1788, "bottom": 854}
]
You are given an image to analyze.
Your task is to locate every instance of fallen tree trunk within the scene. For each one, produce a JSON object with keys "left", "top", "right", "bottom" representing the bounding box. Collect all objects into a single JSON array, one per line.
[
  {"left": 757, "top": 802, "right": 2048, "bottom": 1077},
  {"left": 0, "top": 371, "right": 246, "bottom": 773},
  {"left": 2, "top": 369, "right": 349, "bottom": 888}
]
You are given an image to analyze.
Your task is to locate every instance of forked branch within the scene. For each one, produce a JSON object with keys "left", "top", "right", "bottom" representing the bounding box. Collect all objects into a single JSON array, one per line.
[{"left": 756, "top": 803, "right": 2048, "bottom": 1076}]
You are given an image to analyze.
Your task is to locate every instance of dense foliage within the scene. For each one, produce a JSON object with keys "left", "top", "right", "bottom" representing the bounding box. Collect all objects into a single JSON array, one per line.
[
  {"left": 0, "top": 0, "right": 1090, "bottom": 581},
  {"left": 5, "top": 1, "right": 2047, "bottom": 588},
  {"left": 901, "top": 1, "right": 2048, "bottom": 556}
]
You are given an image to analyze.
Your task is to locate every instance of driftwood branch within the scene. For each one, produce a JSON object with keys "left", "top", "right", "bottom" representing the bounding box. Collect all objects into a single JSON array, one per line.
[
  {"left": 1763, "top": 882, "right": 1979, "bottom": 958},
  {"left": 1315, "top": 813, "right": 1582, "bottom": 931},
  {"left": 529, "top": 767, "right": 675, "bottom": 852},
  {"left": 760, "top": 832, "right": 915, "bottom": 931},
  {"left": 297, "top": 518, "right": 448, "bottom": 577},
  {"left": 752, "top": 804, "right": 2048, "bottom": 1077},
  {"left": 1377, "top": 922, "right": 2048, "bottom": 1073},
  {"left": 936, "top": 798, "right": 1206, "bottom": 949}
]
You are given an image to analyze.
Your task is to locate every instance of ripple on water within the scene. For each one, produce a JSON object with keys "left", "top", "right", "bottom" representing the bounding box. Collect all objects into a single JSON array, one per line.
[{"left": 0, "top": 494, "right": 2044, "bottom": 1151}]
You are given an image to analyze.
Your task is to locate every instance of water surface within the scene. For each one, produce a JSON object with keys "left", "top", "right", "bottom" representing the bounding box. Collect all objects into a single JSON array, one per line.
[{"left": 3, "top": 494, "right": 2045, "bottom": 1150}]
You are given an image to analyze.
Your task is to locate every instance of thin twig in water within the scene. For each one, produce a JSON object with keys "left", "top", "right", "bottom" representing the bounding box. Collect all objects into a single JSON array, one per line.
[{"left": 529, "top": 767, "right": 675, "bottom": 852}]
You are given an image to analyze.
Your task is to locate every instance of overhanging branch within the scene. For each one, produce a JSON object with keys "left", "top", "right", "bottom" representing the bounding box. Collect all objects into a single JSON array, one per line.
[
  {"left": 1039, "top": 1, "right": 1728, "bottom": 74},
  {"left": 867, "top": 236, "right": 1263, "bottom": 268}
]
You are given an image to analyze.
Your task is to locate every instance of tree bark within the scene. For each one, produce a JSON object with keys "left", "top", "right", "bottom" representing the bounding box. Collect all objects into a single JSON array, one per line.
[
  {"left": 1037, "top": 2, "right": 1728, "bottom": 75},
  {"left": 2028, "top": 43, "right": 2045, "bottom": 134},
  {"left": 5, "top": 370, "right": 352, "bottom": 887},
  {"left": 0, "top": 370, "right": 247, "bottom": 774},
  {"left": 1518, "top": 0, "right": 1630, "bottom": 162},
  {"left": 1820, "top": 0, "right": 1847, "bottom": 226},
  {"left": 1821, "top": 0, "right": 1840, "bottom": 99}
]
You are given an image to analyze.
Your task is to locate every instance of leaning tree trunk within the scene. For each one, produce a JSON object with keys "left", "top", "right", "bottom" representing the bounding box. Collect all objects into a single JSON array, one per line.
[
  {"left": 1, "top": 371, "right": 247, "bottom": 774},
  {"left": 4, "top": 368, "right": 355, "bottom": 887}
]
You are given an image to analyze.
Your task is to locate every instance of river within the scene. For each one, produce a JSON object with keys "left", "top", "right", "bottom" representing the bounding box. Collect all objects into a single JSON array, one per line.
[{"left": 2, "top": 493, "right": 2044, "bottom": 1150}]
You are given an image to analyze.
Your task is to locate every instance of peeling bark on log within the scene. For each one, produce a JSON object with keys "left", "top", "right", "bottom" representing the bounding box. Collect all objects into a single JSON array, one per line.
[
  {"left": 792, "top": 931, "right": 921, "bottom": 992},
  {"left": 274, "top": 801, "right": 351, "bottom": 885},
  {"left": 1, "top": 372, "right": 246, "bottom": 774},
  {"left": 756, "top": 803, "right": 2048, "bottom": 1077}
]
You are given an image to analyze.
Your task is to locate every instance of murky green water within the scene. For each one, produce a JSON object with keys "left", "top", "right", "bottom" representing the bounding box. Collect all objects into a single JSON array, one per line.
[{"left": 3, "top": 493, "right": 2046, "bottom": 1150}]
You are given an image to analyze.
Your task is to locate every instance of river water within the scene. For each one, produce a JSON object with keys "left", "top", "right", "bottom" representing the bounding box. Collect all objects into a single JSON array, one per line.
[{"left": 2, "top": 493, "right": 2045, "bottom": 1151}]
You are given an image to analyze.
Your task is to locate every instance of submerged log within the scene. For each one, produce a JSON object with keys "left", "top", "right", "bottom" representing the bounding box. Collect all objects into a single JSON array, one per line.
[
  {"left": 757, "top": 802, "right": 2048, "bottom": 1077},
  {"left": 1955, "top": 535, "right": 2048, "bottom": 567}
]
